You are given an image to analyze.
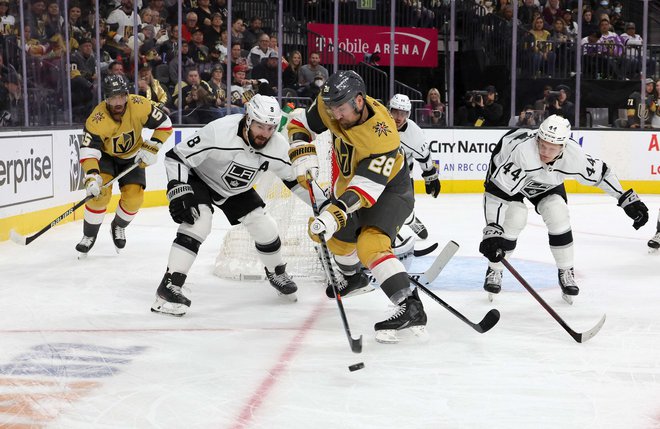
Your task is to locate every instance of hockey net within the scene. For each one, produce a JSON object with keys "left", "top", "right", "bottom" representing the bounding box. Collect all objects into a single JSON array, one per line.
[{"left": 214, "top": 130, "right": 334, "bottom": 280}]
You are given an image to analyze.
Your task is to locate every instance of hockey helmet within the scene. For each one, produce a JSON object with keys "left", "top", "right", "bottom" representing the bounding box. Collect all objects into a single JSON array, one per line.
[
  {"left": 389, "top": 94, "right": 412, "bottom": 113},
  {"left": 245, "top": 94, "right": 282, "bottom": 128},
  {"left": 103, "top": 74, "right": 129, "bottom": 100},
  {"left": 537, "top": 114, "right": 571, "bottom": 146},
  {"left": 321, "top": 70, "right": 366, "bottom": 108}
]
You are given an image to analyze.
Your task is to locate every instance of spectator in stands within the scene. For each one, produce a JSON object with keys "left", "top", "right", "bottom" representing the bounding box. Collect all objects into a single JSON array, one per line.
[
  {"left": 0, "top": 0, "right": 15, "bottom": 40},
  {"left": 193, "top": 0, "right": 214, "bottom": 28},
  {"left": 157, "top": 23, "right": 178, "bottom": 63},
  {"left": 596, "top": 17, "right": 623, "bottom": 79},
  {"left": 456, "top": 85, "right": 503, "bottom": 127},
  {"left": 518, "top": 0, "right": 539, "bottom": 29},
  {"left": 547, "top": 84, "right": 575, "bottom": 125},
  {"left": 229, "top": 64, "right": 256, "bottom": 108},
  {"left": 181, "top": 11, "right": 198, "bottom": 42},
  {"left": 534, "top": 84, "right": 554, "bottom": 110},
  {"left": 206, "top": 65, "right": 243, "bottom": 116},
  {"left": 282, "top": 50, "right": 302, "bottom": 92},
  {"left": 251, "top": 50, "right": 279, "bottom": 96},
  {"left": 26, "top": 0, "right": 47, "bottom": 40},
  {"left": 594, "top": 0, "right": 611, "bottom": 23},
  {"left": 189, "top": 28, "right": 209, "bottom": 63},
  {"left": 70, "top": 37, "right": 97, "bottom": 83},
  {"left": 248, "top": 33, "right": 273, "bottom": 69},
  {"left": 227, "top": 41, "right": 248, "bottom": 72},
  {"left": 106, "top": 0, "right": 142, "bottom": 50},
  {"left": 137, "top": 63, "right": 170, "bottom": 113},
  {"left": 168, "top": 40, "right": 195, "bottom": 85},
  {"left": 542, "top": 0, "right": 561, "bottom": 29},
  {"left": 148, "top": 0, "right": 169, "bottom": 24},
  {"left": 299, "top": 51, "right": 328, "bottom": 90},
  {"left": 424, "top": 87, "right": 445, "bottom": 126},
  {"left": 213, "top": 0, "right": 228, "bottom": 19},
  {"left": 203, "top": 12, "right": 223, "bottom": 50},
  {"left": 528, "top": 16, "right": 555, "bottom": 77},
  {"left": 581, "top": 8, "right": 598, "bottom": 37},
  {"left": 242, "top": 16, "right": 264, "bottom": 50},
  {"left": 214, "top": 28, "right": 228, "bottom": 62},
  {"left": 513, "top": 104, "right": 539, "bottom": 127},
  {"left": 69, "top": 63, "right": 94, "bottom": 122},
  {"left": 561, "top": 9, "right": 578, "bottom": 39},
  {"left": 230, "top": 18, "right": 246, "bottom": 50},
  {"left": 106, "top": 60, "right": 126, "bottom": 76},
  {"left": 616, "top": 78, "right": 656, "bottom": 128},
  {"left": 299, "top": 71, "right": 325, "bottom": 99},
  {"left": 68, "top": 3, "right": 89, "bottom": 45},
  {"left": 620, "top": 22, "right": 643, "bottom": 78},
  {"left": 171, "top": 67, "right": 212, "bottom": 114}
]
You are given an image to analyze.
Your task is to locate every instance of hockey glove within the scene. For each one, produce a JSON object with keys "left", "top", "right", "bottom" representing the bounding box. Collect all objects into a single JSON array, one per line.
[
  {"left": 135, "top": 139, "right": 162, "bottom": 167},
  {"left": 288, "top": 141, "right": 319, "bottom": 190},
  {"left": 167, "top": 180, "right": 200, "bottom": 225},
  {"left": 422, "top": 168, "right": 441, "bottom": 198},
  {"left": 479, "top": 223, "right": 506, "bottom": 263},
  {"left": 308, "top": 203, "right": 347, "bottom": 243},
  {"left": 618, "top": 189, "right": 649, "bottom": 230},
  {"left": 83, "top": 172, "right": 103, "bottom": 197}
]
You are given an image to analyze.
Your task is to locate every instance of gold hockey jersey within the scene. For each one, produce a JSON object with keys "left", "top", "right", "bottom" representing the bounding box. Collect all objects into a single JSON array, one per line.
[
  {"left": 80, "top": 95, "right": 172, "bottom": 172},
  {"left": 289, "top": 95, "right": 404, "bottom": 208}
]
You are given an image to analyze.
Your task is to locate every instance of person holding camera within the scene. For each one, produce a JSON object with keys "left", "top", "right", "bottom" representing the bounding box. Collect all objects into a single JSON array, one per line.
[
  {"left": 545, "top": 84, "right": 575, "bottom": 125},
  {"left": 513, "top": 104, "right": 538, "bottom": 127},
  {"left": 456, "top": 85, "right": 504, "bottom": 127}
]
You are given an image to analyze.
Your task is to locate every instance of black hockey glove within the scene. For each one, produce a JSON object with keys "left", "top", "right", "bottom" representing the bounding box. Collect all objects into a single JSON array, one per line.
[
  {"left": 618, "top": 189, "right": 648, "bottom": 230},
  {"left": 167, "top": 180, "right": 200, "bottom": 224},
  {"left": 479, "top": 223, "right": 506, "bottom": 263},
  {"left": 422, "top": 168, "right": 441, "bottom": 198}
]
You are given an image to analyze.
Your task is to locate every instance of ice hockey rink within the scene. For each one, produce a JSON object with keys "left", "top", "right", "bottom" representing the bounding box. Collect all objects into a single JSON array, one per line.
[{"left": 1, "top": 193, "right": 659, "bottom": 429}]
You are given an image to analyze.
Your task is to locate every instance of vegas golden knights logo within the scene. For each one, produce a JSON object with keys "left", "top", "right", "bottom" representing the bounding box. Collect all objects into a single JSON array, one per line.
[
  {"left": 334, "top": 136, "right": 354, "bottom": 177},
  {"left": 112, "top": 130, "right": 136, "bottom": 154}
]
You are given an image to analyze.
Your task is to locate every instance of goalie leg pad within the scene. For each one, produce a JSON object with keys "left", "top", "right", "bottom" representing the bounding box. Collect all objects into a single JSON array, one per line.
[{"left": 537, "top": 194, "right": 574, "bottom": 269}]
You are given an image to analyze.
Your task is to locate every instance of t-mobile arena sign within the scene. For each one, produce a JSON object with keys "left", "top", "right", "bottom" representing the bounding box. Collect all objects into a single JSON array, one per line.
[{"left": 307, "top": 23, "right": 438, "bottom": 68}]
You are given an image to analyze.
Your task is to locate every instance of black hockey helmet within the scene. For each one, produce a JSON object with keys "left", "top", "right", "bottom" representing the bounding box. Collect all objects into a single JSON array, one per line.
[
  {"left": 103, "top": 74, "right": 129, "bottom": 99},
  {"left": 321, "top": 70, "right": 366, "bottom": 108}
]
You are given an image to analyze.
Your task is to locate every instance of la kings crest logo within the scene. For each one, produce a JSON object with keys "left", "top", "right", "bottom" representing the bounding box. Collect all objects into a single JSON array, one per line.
[
  {"left": 521, "top": 180, "right": 554, "bottom": 198},
  {"left": 222, "top": 161, "right": 258, "bottom": 190}
]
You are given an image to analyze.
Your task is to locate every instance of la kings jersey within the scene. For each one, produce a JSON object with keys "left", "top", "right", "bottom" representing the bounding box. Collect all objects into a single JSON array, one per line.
[
  {"left": 288, "top": 95, "right": 406, "bottom": 209},
  {"left": 486, "top": 128, "right": 626, "bottom": 201},
  {"left": 398, "top": 119, "right": 434, "bottom": 177},
  {"left": 166, "top": 114, "right": 297, "bottom": 200},
  {"left": 80, "top": 95, "right": 172, "bottom": 172}
]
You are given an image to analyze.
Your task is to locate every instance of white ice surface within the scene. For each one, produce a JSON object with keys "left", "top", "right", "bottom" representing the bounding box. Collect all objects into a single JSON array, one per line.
[{"left": 1, "top": 193, "right": 659, "bottom": 429}]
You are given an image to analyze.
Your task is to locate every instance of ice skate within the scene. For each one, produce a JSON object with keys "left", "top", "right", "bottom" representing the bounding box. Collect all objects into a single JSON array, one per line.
[
  {"left": 406, "top": 216, "right": 428, "bottom": 240},
  {"left": 375, "top": 289, "right": 428, "bottom": 344},
  {"left": 484, "top": 267, "right": 503, "bottom": 302},
  {"left": 648, "top": 231, "right": 660, "bottom": 253},
  {"left": 110, "top": 220, "right": 126, "bottom": 252},
  {"left": 325, "top": 270, "right": 374, "bottom": 299},
  {"left": 265, "top": 264, "right": 298, "bottom": 302},
  {"left": 151, "top": 272, "right": 191, "bottom": 316},
  {"left": 75, "top": 235, "right": 97, "bottom": 259},
  {"left": 558, "top": 268, "right": 579, "bottom": 305}
]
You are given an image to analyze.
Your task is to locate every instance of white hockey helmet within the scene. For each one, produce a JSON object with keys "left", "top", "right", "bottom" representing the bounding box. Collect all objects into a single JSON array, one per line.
[
  {"left": 245, "top": 94, "right": 282, "bottom": 128},
  {"left": 537, "top": 114, "right": 571, "bottom": 146},
  {"left": 388, "top": 93, "right": 412, "bottom": 116}
]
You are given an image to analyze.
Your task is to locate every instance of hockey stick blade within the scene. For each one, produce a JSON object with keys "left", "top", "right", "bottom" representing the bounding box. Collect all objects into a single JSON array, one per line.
[
  {"left": 413, "top": 242, "right": 438, "bottom": 257},
  {"left": 411, "top": 240, "right": 459, "bottom": 285},
  {"left": 411, "top": 278, "right": 500, "bottom": 333},
  {"left": 9, "top": 229, "right": 26, "bottom": 245},
  {"left": 501, "top": 259, "right": 606, "bottom": 343}
]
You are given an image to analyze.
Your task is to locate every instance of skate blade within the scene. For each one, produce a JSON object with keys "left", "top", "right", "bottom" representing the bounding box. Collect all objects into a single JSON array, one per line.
[
  {"left": 278, "top": 292, "right": 298, "bottom": 303},
  {"left": 329, "top": 285, "right": 376, "bottom": 299},
  {"left": 562, "top": 293, "right": 574, "bottom": 305},
  {"left": 77, "top": 252, "right": 89, "bottom": 260},
  {"left": 151, "top": 297, "right": 189, "bottom": 316},
  {"left": 375, "top": 326, "right": 428, "bottom": 344}
]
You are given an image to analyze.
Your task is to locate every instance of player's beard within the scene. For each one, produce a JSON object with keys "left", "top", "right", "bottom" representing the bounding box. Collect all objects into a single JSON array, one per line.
[
  {"left": 247, "top": 127, "right": 270, "bottom": 150},
  {"left": 108, "top": 103, "right": 127, "bottom": 121}
]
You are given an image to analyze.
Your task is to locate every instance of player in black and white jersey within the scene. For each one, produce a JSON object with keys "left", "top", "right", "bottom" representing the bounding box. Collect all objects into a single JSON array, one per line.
[
  {"left": 479, "top": 114, "right": 649, "bottom": 303},
  {"left": 388, "top": 94, "right": 441, "bottom": 240},
  {"left": 151, "top": 94, "right": 324, "bottom": 316}
]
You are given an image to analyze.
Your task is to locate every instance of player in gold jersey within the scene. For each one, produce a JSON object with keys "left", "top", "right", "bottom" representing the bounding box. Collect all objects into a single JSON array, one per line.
[
  {"left": 287, "top": 70, "right": 427, "bottom": 343},
  {"left": 76, "top": 75, "right": 173, "bottom": 257}
]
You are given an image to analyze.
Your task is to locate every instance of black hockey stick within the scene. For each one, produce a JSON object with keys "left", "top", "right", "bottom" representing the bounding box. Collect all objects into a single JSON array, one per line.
[
  {"left": 10, "top": 163, "right": 141, "bottom": 246},
  {"left": 501, "top": 259, "right": 606, "bottom": 343},
  {"left": 306, "top": 177, "right": 362, "bottom": 354},
  {"left": 410, "top": 276, "right": 501, "bottom": 334}
]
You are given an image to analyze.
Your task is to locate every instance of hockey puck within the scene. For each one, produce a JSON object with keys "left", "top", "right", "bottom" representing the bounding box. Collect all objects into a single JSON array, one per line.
[{"left": 348, "top": 362, "right": 365, "bottom": 372}]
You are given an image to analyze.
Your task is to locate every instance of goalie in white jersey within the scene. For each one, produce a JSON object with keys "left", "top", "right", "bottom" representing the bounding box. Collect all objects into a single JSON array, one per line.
[
  {"left": 388, "top": 94, "right": 441, "bottom": 240},
  {"left": 151, "top": 94, "right": 323, "bottom": 316},
  {"left": 479, "top": 115, "right": 649, "bottom": 302}
]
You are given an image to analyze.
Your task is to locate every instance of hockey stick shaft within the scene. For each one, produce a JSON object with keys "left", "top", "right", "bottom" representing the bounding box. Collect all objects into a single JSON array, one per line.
[
  {"left": 501, "top": 259, "right": 605, "bottom": 343},
  {"left": 409, "top": 276, "right": 500, "bottom": 333},
  {"left": 11, "top": 163, "right": 141, "bottom": 246},
  {"left": 306, "top": 177, "right": 362, "bottom": 353}
]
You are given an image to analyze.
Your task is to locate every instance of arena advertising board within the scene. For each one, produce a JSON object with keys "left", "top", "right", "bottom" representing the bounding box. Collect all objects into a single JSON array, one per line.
[{"left": 0, "top": 127, "right": 658, "bottom": 221}]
